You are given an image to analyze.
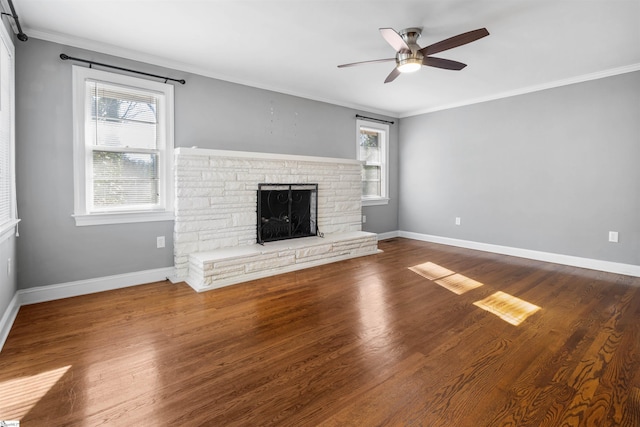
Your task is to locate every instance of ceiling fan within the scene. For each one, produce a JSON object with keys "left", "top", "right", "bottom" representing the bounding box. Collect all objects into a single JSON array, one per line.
[{"left": 338, "top": 27, "right": 489, "bottom": 83}]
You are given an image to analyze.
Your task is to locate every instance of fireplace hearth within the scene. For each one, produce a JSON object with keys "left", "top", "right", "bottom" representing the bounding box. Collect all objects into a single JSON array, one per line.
[{"left": 257, "top": 183, "right": 318, "bottom": 244}]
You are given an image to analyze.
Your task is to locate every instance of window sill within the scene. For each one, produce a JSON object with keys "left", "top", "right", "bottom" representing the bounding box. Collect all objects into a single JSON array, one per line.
[
  {"left": 73, "top": 211, "right": 175, "bottom": 226},
  {"left": 0, "top": 219, "right": 20, "bottom": 244},
  {"left": 362, "top": 198, "right": 390, "bottom": 207}
]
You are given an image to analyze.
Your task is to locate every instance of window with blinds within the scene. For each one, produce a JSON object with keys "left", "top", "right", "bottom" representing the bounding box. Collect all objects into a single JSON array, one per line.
[
  {"left": 356, "top": 119, "right": 389, "bottom": 205},
  {"left": 72, "top": 66, "right": 174, "bottom": 225},
  {"left": 0, "top": 25, "right": 17, "bottom": 235}
]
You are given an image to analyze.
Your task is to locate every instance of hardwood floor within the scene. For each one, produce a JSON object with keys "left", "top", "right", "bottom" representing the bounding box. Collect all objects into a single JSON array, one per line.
[{"left": 1, "top": 238, "right": 639, "bottom": 426}]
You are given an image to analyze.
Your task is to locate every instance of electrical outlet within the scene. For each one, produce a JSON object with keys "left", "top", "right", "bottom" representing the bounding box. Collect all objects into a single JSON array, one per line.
[
  {"left": 157, "top": 236, "right": 166, "bottom": 248},
  {"left": 362, "top": 215, "right": 367, "bottom": 224},
  {"left": 455, "top": 217, "right": 461, "bottom": 226},
  {"left": 608, "top": 231, "right": 619, "bottom": 243}
]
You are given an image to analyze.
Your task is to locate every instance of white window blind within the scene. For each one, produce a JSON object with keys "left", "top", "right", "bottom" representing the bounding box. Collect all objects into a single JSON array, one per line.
[
  {"left": 72, "top": 66, "right": 174, "bottom": 226},
  {"left": 85, "top": 81, "right": 161, "bottom": 211},
  {"left": 0, "top": 29, "right": 14, "bottom": 229}
]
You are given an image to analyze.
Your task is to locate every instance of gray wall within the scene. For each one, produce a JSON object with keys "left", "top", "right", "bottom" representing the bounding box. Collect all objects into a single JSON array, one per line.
[
  {"left": 399, "top": 71, "right": 640, "bottom": 265},
  {"left": 15, "top": 38, "right": 398, "bottom": 289},
  {"left": 0, "top": 18, "right": 18, "bottom": 320}
]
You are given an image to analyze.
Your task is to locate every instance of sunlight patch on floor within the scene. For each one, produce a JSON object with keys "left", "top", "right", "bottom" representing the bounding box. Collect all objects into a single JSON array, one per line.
[
  {"left": 409, "top": 262, "right": 483, "bottom": 295},
  {"left": 473, "top": 291, "right": 541, "bottom": 326},
  {"left": 409, "top": 262, "right": 455, "bottom": 281},
  {"left": 435, "top": 273, "right": 484, "bottom": 295},
  {"left": 0, "top": 365, "right": 71, "bottom": 420}
]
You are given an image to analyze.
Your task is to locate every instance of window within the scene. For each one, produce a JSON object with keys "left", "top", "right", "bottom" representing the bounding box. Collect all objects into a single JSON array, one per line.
[
  {"left": 72, "top": 66, "right": 174, "bottom": 226},
  {"left": 357, "top": 119, "right": 389, "bottom": 206},
  {"left": 0, "top": 22, "right": 19, "bottom": 242}
]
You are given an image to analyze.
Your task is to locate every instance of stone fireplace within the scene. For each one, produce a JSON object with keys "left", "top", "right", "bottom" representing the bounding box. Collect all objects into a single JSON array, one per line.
[{"left": 173, "top": 148, "right": 378, "bottom": 291}]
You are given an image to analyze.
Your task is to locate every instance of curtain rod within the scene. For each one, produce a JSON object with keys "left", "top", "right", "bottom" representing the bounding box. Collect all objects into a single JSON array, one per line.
[
  {"left": 1, "top": 0, "right": 28, "bottom": 41},
  {"left": 59, "top": 54, "right": 186, "bottom": 85},
  {"left": 355, "top": 114, "right": 394, "bottom": 125}
]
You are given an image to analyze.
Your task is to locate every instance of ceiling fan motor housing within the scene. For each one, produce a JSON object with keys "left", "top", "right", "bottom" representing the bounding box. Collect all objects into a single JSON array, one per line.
[
  {"left": 399, "top": 27, "right": 423, "bottom": 52},
  {"left": 397, "top": 28, "right": 424, "bottom": 71}
]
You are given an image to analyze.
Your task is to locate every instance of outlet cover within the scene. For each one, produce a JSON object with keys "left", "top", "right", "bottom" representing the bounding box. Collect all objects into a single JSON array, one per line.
[
  {"left": 455, "top": 217, "right": 461, "bottom": 226},
  {"left": 608, "top": 231, "right": 619, "bottom": 243},
  {"left": 157, "top": 236, "right": 166, "bottom": 248}
]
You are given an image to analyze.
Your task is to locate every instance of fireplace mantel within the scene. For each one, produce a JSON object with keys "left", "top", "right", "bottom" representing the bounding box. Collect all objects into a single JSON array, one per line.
[
  {"left": 173, "top": 148, "right": 377, "bottom": 289},
  {"left": 175, "top": 147, "right": 363, "bottom": 165}
]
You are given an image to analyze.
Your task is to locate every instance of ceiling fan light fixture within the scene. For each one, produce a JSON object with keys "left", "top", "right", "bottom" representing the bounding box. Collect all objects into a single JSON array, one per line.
[{"left": 397, "top": 57, "right": 422, "bottom": 73}]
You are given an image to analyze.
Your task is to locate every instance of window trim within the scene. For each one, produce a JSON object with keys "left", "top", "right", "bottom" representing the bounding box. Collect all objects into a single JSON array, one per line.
[
  {"left": 72, "top": 66, "right": 175, "bottom": 226},
  {"left": 0, "top": 21, "right": 19, "bottom": 243},
  {"left": 356, "top": 119, "right": 389, "bottom": 206}
]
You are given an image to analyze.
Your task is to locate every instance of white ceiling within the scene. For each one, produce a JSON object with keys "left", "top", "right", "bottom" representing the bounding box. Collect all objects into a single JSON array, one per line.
[{"left": 12, "top": 0, "right": 640, "bottom": 117}]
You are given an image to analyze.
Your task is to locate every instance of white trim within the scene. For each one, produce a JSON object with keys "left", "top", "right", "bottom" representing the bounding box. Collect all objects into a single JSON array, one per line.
[
  {"left": 357, "top": 119, "right": 389, "bottom": 201},
  {"left": 28, "top": 27, "right": 640, "bottom": 119},
  {"left": 0, "top": 218, "right": 19, "bottom": 243},
  {"left": 0, "top": 19, "right": 18, "bottom": 244},
  {"left": 377, "top": 230, "right": 400, "bottom": 240},
  {"left": 176, "top": 147, "right": 363, "bottom": 165},
  {"left": 399, "top": 231, "right": 640, "bottom": 278},
  {"left": 362, "top": 198, "right": 390, "bottom": 206},
  {"left": 73, "top": 211, "right": 174, "bottom": 226},
  {"left": 18, "top": 266, "right": 175, "bottom": 306},
  {"left": 27, "top": 29, "right": 398, "bottom": 118},
  {"left": 0, "top": 291, "right": 20, "bottom": 351},
  {"left": 29, "top": 28, "right": 640, "bottom": 120},
  {"left": 401, "top": 63, "right": 640, "bottom": 117},
  {"left": 0, "top": 0, "right": 19, "bottom": 36},
  {"left": 72, "top": 66, "right": 175, "bottom": 225},
  {"left": 0, "top": 266, "right": 175, "bottom": 352}
]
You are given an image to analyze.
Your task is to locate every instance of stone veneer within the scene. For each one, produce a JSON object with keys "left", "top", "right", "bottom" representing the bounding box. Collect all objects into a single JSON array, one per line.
[{"left": 174, "top": 148, "right": 377, "bottom": 289}]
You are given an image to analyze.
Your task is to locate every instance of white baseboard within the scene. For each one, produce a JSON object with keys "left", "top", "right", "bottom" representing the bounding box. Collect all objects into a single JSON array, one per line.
[
  {"left": 0, "top": 292, "right": 21, "bottom": 353},
  {"left": 398, "top": 231, "right": 640, "bottom": 277},
  {"left": 377, "top": 231, "right": 400, "bottom": 240},
  {"left": 0, "top": 266, "right": 175, "bottom": 351},
  {"left": 3, "top": 231, "right": 638, "bottom": 351},
  {"left": 18, "top": 267, "right": 176, "bottom": 306}
]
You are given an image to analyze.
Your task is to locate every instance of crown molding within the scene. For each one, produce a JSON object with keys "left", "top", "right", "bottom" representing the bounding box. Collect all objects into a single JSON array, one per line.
[
  {"left": 400, "top": 63, "right": 640, "bottom": 118},
  {"left": 24, "top": 27, "right": 640, "bottom": 120},
  {"left": 26, "top": 28, "right": 399, "bottom": 119}
]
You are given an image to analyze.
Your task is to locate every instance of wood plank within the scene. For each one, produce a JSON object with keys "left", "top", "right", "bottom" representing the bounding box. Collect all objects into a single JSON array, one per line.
[{"left": 0, "top": 238, "right": 639, "bottom": 426}]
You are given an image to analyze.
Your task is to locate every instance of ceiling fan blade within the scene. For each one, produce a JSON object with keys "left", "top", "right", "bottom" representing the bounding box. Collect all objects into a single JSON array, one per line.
[
  {"left": 337, "top": 58, "right": 396, "bottom": 68},
  {"left": 384, "top": 67, "right": 401, "bottom": 84},
  {"left": 423, "top": 56, "right": 467, "bottom": 70},
  {"left": 380, "top": 28, "right": 410, "bottom": 52},
  {"left": 420, "top": 28, "right": 489, "bottom": 56}
]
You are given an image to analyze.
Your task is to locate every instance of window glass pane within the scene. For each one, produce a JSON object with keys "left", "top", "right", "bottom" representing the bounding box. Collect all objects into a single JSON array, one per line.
[
  {"left": 359, "top": 129, "right": 380, "bottom": 163},
  {"left": 92, "top": 151, "right": 159, "bottom": 208},
  {"left": 362, "top": 165, "right": 380, "bottom": 181},
  {"left": 86, "top": 81, "right": 158, "bottom": 149},
  {"left": 362, "top": 165, "right": 381, "bottom": 197}
]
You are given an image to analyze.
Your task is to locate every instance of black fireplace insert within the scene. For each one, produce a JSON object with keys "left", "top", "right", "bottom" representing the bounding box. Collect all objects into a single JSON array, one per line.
[{"left": 257, "top": 183, "right": 318, "bottom": 244}]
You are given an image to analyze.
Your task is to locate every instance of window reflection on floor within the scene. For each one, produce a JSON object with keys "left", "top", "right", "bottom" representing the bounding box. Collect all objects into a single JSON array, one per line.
[
  {"left": 409, "top": 261, "right": 541, "bottom": 326},
  {"left": 0, "top": 365, "right": 71, "bottom": 420},
  {"left": 473, "top": 291, "right": 541, "bottom": 326}
]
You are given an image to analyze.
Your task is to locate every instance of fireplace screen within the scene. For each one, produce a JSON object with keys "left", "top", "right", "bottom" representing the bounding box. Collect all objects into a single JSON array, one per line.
[{"left": 257, "top": 183, "right": 318, "bottom": 244}]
